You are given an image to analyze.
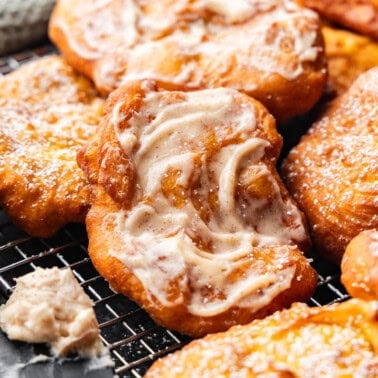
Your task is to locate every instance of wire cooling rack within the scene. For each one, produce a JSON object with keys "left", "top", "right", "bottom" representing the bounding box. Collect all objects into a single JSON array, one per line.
[
  {"left": 0, "top": 45, "right": 350, "bottom": 377},
  {"left": 0, "top": 210, "right": 192, "bottom": 377}
]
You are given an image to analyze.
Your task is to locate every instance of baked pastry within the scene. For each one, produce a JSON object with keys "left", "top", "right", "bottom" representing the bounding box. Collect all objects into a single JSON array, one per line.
[
  {"left": 78, "top": 80, "right": 317, "bottom": 337},
  {"left": 0, "top": 56, "right": 104, "bottom": 237},
  {"left": 281, "top": 68, "right": 378, "bottom": 264},
  {"left": 48, "top": 0, "right": 327, "bottom": 124},
  {"left": 298, "top": 0, "right": 378, "bottom": 39},
  {"left": 323, "top": 25, "right": 378, "bottom": 94},
  {"left": 145, "top": 299, "right": 378, "bottom": 377},
  {"left": 341, "top": 229, "right": 378, "bottom": 300}
]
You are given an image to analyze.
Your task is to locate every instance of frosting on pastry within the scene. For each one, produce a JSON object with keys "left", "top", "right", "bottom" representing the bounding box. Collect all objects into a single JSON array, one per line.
[
  {"left": 104, "top": 85, "right": 308, "bottom": 316},
  {"left": 54, "top": 0, "right": 321, "bottom": 89}
]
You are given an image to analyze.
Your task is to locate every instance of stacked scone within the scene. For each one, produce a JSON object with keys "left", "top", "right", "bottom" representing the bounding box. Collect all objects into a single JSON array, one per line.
[{"left": 0, "top": 0, "right": 377, "bottom": 375}]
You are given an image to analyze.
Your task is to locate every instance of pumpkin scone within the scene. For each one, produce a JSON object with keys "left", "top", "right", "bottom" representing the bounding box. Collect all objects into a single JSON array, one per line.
[
  {"left": 0, "top": 56, "right": 105, "bottom": 237},
  {"left": 78, "top": 80, "right": 317, "bottom": 337},
  {"left": 145, "top": 299, "right": 378, "bottom": 377},
  {"left": 282, "top": 68, "right": 378, "bottom": 264},
  {"left": 49, "top": 0, "right": 327, "bottom": 123}
]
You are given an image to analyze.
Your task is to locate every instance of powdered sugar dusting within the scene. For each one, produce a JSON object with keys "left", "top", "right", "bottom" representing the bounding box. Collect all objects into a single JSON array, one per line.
[
  {"left": 282, "top": 67, "right": 378, "bottom": 261},
  {"left": 0, "top": 56, "right": 104, "bottom": 236},
  {"left": 145, "top": 299, "right": 378, "bottom": 377}
]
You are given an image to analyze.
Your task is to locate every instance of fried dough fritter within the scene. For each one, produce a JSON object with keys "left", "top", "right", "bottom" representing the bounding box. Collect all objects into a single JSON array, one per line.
[
  {"left": 77, "top": 80, "right": 317, "bottom": 337},
  {"left": 281, "top": 68, "right": 378, "bottom": 264},
  {"left": 48, "top": 0, "right": 327, "bottom": 124},
  {"left": 145, "top": 299, "right": 378, "bottom": 377},
  {"left": 299, "top": 0, "right": 378, "bottom": 39},
  {"left": 341, "top": 229, "right": 378, "bottom": 300},
  {"left": 0, "top": 56, "right": 104, "bottom": 237},
  {"left": 323, "top": 25, "right": 378, "bottom": 94}
]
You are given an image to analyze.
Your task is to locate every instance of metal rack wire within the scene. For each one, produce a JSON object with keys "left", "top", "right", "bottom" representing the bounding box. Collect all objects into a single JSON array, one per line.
[
  {"left": 0, "top": 45, "right": 350, "bottom": 377},
  {"left": 0, "top": 209, "right": 192, "bottom": 377}
]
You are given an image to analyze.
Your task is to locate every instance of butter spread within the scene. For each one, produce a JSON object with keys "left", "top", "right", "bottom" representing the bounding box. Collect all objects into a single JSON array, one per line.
[
  {"left": 0, "top": 267, "right": 104, "bottom": 358},
  {"left": 106, "top": 85, "right": 309, "bottom": 317}
]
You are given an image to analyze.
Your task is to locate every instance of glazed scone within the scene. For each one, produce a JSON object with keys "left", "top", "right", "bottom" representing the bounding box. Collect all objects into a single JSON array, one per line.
[
  {"left": 145, "top": 299, "right": 378, "bottom": 377},
  {"left": 282, "top": 68, "right": 378, "bottom": 264},
  {"left": 341, "top": 229, "right": 378, "bottom": 300},
  {"left": 0, "top": 56, "right": 104, "bottom": 237},
  {"left": 0, "top": 267, "right": 104, "bottom": 357},
  {"left": 49, "top": 0, "right": 327, "bottom": 123},
  {"left": 78, "top": 80, "right": 317, "bottom": 337}
]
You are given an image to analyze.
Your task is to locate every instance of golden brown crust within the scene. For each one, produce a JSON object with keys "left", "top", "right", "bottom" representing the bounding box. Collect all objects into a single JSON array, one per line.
[
  {"left": 323, "top": 25, "right": 378, "bottom": 94},
  {"left": 0, "top": 56, "right": 105, "bottom": 237},
  {"left": 145, "top": 299, "right": 378, "bottom": 377},
  {"left": 49, "top": 0, "right": 327, "bottom": 124},
  {"left": 281, "top": 68, "right": 378, "bottom": 264},
  {"left": 341, "top": 229, "right": 378, "bottom": 300},
  {"left": 299, "top": 0, "right": 378, "bottom": 39},
  {"left": 78, "top": 80, "right": 317, "bottom": 337}
]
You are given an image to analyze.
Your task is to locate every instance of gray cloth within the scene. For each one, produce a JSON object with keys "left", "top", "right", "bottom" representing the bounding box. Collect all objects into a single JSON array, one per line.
[{"left": 0, "top": 0, "right": 56, "bottom": 56}]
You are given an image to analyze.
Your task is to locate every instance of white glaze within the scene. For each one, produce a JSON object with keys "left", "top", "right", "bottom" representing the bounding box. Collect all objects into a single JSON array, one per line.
[
  {"left": 53, "top": 0, "right": 321, "bottom": 91},
  {"left": 104, "top": 86, "right": 308, "bottom": 316}
]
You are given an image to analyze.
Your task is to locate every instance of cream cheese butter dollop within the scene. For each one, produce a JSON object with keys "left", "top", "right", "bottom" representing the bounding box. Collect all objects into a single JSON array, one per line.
[{"left": 0, "top": 267, "right": 104, "bottom": 358}]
